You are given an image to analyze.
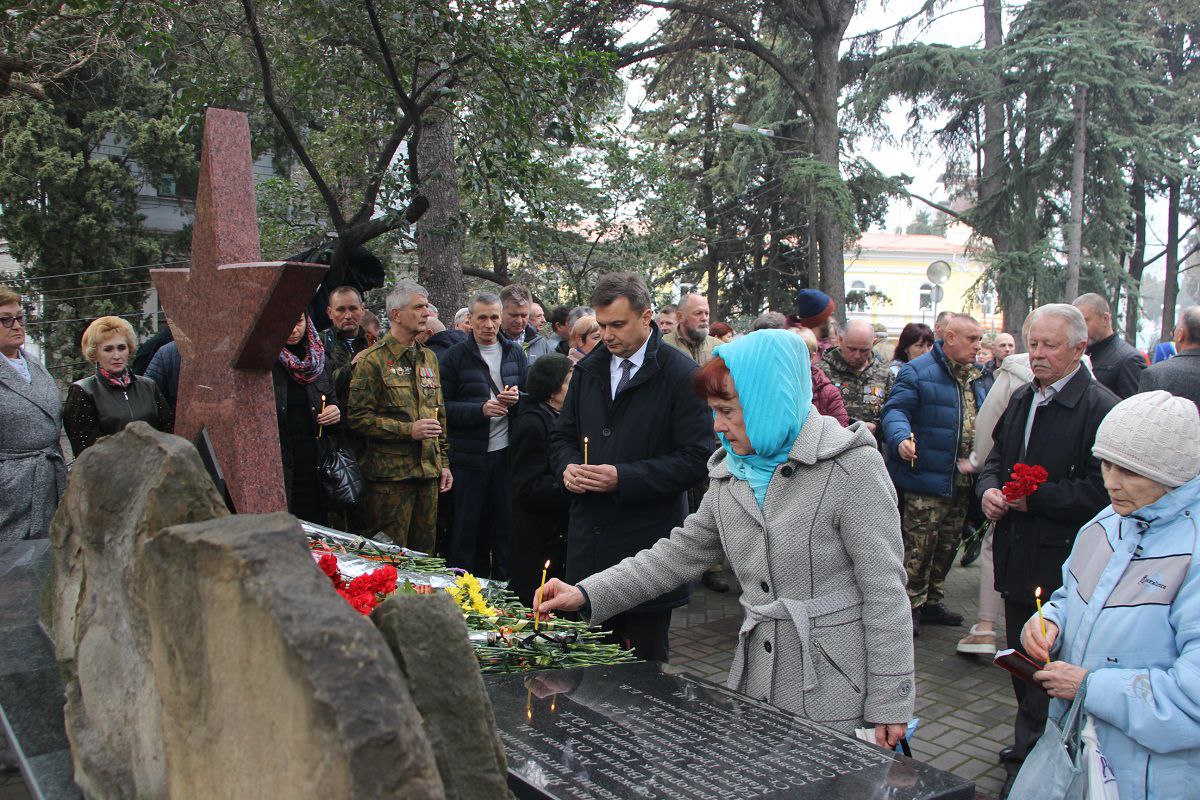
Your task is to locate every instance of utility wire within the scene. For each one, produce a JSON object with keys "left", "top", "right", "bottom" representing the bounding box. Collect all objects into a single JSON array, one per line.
[
  {"left": 13, "top": 260, "right": 187, "bottom": 282},
  {"left": 38, "top": 287, "right": 153, "bottom": 305},
  {"left": 23, "top": 311, "right": 150, "bottom": 328},
  {"left": 34, "top": 280, "right": 152, "bottom": 296}
]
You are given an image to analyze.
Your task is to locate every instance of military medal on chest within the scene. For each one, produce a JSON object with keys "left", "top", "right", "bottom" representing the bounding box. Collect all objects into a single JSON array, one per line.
[{"left": 419, "top": 366, "right": 436, "bottom": 389}]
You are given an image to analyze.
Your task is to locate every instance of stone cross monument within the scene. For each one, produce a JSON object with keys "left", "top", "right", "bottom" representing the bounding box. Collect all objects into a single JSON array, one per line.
[{"left": 152, "top": 108, "right": 326, "bottom": 514}]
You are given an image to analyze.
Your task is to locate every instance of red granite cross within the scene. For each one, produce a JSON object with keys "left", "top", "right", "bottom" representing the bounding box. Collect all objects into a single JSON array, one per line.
[{"left": 152, "top": 108, "right": 327, "bottom": 514}]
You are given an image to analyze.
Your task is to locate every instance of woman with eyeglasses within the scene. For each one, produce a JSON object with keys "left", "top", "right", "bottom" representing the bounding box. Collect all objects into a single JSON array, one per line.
[
  {"left": 62, "top": 315, "right": 173, "bottom": 457},
  {"left": 0, "top": 286, "right": 67, "bottom": 541}
]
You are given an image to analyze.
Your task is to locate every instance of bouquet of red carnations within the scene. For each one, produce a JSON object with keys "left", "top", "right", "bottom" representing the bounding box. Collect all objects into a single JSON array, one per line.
[
  {"left": 960, "top": 462, "right": 1049, "bottom": 553},
  {"left": 317, "top": 552, "right": 398, "bottom": 615}
]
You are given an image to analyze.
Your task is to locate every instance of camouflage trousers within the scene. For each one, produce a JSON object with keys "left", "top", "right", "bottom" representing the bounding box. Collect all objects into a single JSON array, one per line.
[
  {"left": 903, "top": 484, "right": 971, "bottom": 608},
  {"left": 355, "top": 478, "right": 438, "bottom": 552}
]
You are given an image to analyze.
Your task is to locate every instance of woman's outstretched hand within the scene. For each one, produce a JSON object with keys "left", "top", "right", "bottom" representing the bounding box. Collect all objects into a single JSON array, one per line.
[
  {"left": 534, "top": 578, "right": 585, "bottom": 619},
  {"left": 875, "top": 723, "right": 908, "bottom": 749}
]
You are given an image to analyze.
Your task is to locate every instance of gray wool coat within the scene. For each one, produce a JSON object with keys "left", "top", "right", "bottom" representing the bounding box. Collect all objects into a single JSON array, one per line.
[
  {"left": 580, "top": 411, "right": 916, "bottom": 734},
  {"left": 0, "top": 349, "right": 67, "bottom": 542}
]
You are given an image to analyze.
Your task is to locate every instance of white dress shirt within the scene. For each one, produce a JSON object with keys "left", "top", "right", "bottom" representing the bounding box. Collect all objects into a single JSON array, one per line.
[
  {"left": 610, "top": 335, "right": 651, "bottom": 399},
  {"left": 1023, "top": 365, "right": 1081, "bottom": 453}
]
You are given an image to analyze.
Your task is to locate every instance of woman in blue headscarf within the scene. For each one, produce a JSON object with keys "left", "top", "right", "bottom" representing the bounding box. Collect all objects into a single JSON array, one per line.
[{"left": 538, "top": 330, "right": 915, "bottom": 745}]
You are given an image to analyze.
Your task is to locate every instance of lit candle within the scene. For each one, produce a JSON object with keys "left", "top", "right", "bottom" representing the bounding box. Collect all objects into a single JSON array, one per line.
[
  {"left": 534, "top": 559, "right": 550, "bottom": 631},
  {"left": 317, "top": 394, "right": 327, "bottom": 438},
  {"left": 583, "top": 436, "right": 589, "bottom": 465},
  {"left": 1035, "top": 586, "right": 1049, "bottom": 665}
]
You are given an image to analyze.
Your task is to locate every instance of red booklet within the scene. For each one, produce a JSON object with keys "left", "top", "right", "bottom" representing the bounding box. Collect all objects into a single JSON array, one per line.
[{"left": 993, "top": 649, "right": 1049, "bottom": 694}]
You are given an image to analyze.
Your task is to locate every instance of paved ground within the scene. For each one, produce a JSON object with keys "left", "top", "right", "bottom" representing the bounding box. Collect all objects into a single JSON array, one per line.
[
  {"left": 667, "top": 559, "right": 1016, "bottom": 798},
  {"left": 1, "top": 558, "right": 1013, "bottom": 799}
]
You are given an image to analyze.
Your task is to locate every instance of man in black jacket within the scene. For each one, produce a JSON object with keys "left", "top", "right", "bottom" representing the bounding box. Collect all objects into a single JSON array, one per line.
[
  {"left": 550, "top": 272, "right": 714, "bottom": 662},
  {"left": 1073, "top": 293, "right": 1145, "bottom": 398},
  {"left": 438, "top": 291, "right": 527, "bottom": 579},
  {"left": 978, "top": 303, "right": 1118, "bottom": 796}
]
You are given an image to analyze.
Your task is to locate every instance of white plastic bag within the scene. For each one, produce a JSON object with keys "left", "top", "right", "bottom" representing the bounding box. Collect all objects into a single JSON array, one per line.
[{"left": 1081, "top": 715, "right": 1119, "bottom": 800}]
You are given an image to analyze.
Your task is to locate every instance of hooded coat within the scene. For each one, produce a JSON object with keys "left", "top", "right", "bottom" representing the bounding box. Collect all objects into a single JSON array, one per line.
[
  {"left": 578, "top": 412, "right": 916, "bottom": 733},
  {"left": 1040, "top": 476, "right": 1200, "bottom": 800}
]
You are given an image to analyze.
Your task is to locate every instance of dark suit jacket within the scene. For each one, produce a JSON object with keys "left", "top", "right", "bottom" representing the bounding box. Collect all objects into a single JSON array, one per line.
[
  {"left": 549, "top": 325, "right": 714, "bottom": 612},
  {"left": 1138, "top": 349, "right": 1200, "bottom": 408}
]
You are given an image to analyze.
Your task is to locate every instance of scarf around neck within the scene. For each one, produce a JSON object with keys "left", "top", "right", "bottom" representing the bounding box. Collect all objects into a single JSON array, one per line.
[
  {"left": 278, "top": 315, "right": 326, "bottom": 385},
  {"left": 98, "top": 366, "right": 131, "bottom": 389},
  {"left": 713, "top": 330, "right": 813, "bottom": 507}
]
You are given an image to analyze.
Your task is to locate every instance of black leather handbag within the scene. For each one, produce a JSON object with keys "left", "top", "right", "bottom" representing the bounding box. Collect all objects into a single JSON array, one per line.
[{"left": 316, "top": 434, "right": 364, "bottom": 510}]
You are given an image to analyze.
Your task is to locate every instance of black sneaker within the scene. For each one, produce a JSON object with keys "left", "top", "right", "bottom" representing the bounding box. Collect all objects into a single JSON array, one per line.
[
  {"left": 921, "top": 602, "right": 964, "bottom": 626},
  {"left": 911, "top": 608, "right": 921, "bottom": 637}
]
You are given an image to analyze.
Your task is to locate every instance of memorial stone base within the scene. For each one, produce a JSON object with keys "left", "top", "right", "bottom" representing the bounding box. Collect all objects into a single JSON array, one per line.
[{"left": 487, "top": 663, "right": 975, "bottom": 800}]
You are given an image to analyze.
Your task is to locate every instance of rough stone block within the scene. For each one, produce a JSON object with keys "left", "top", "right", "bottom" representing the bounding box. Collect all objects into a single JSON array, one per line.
[
  {"left": 373, "top": 595, "right": 510, "bottom": 800},
  {"left": 138, "top": 512, "right": 445, "bottom": 799},
  {"left": 48, "top": 422, "right": 230, "bottom": 798}
]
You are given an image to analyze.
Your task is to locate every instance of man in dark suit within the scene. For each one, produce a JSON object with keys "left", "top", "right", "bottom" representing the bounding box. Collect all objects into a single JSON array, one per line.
[
  {"left": 1139, "top": 306, "right": 1200, "bottom": 408},
  {"left": 1072, "top": 293, "right": 1146, "bottom": 398},
  {"left": 550, "top": 272, "right": 714, "bottom": 662},
  {"left": 978, "top": 303, "right": 1118, "bottom": 797}
]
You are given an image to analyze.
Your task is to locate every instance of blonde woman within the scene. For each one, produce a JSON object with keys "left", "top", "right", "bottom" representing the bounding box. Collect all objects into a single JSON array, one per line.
[
  {"left": 63, "top": 316, "right": 173, "bottom": 455},
  {"left": 567, "top": 315, "right": 601, "bottom": 363}
]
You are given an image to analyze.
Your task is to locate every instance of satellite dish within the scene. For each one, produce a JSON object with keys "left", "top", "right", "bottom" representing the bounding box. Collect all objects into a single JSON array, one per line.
[{"left": 927, "top": 260, "right": 952, "bottom": 285}]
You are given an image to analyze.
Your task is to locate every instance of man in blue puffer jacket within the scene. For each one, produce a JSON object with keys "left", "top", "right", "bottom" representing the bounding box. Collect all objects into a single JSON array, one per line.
[{"left": 882, "top": 313, "right": 984, "bottom": 636}]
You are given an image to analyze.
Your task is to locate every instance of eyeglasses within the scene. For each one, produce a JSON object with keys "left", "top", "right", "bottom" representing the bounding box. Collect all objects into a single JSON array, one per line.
[{"left": 0, "top": 315, "right": 25, "bottom": 329}]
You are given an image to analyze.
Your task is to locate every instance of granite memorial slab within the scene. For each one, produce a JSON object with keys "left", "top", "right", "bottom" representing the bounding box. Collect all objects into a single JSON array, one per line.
[
  {"left": 487, "top": 662, "right": 974, "bottom": 800},
  {"left": 151, "top": 107, "right": 327, "bottom": 514},
  {"left": 0, "top": 539, "right": 82, "bottom": 799}
]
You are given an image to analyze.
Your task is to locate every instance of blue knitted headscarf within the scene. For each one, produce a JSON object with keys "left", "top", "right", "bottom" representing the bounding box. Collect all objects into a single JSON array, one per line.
[{"left": 712, "top": 329, "right": 812, "bottom": 507}]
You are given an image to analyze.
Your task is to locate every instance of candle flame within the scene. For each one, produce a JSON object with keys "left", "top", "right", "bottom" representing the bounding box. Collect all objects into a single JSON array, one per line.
[
  {"left": 544, "top": 559, "right": 551, "bottom": 569},
  {"left": 1035, "top": 586, "right": 1042, "bottom": 599}
]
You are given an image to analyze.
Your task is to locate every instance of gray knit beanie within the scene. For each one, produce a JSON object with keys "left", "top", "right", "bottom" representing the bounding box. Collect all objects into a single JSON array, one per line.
[{"left": 1092, "top": 390, "right": 1200, "bottom": 488}]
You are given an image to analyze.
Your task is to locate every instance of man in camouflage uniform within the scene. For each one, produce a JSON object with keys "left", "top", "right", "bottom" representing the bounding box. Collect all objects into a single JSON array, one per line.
[
  {"left": 320, "top": 286, "right": 376, "bottom": 411},
  {"left": 348, "top": 280, "right": 452, "bottom": 550},
  {"left": 820, "top": 319, "right": 893, "bottom": 435},
  {"left": 881, "top": 314, "right": 984, "bottom": 636}
]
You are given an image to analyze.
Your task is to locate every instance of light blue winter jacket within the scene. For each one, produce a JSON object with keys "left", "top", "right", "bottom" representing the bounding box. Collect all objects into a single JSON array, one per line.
[{"left": 1039, "top": 474, "right": 1200, "bottom": 800}]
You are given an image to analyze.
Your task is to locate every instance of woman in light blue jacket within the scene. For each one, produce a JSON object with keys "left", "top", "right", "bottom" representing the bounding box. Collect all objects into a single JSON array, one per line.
[{"left": 1021, "top": 390, "right": 1200, "bottom": 800}]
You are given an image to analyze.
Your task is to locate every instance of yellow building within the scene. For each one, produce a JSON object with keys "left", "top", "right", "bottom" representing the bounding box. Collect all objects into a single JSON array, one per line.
[{"left": 844, "top": 229, "right": 1003, "bottom": 335}]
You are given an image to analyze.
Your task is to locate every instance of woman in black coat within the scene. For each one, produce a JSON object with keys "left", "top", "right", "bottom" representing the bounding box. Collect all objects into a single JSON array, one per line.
[
  {"left": 272, "top": 313, "right": 341, "bottom": 524},
  {"left": 507, "top": 354, "right": 573, "bottom": 607}
]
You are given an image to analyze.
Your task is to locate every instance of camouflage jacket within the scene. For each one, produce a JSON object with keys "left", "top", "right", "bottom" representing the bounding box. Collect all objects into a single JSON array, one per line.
[
  {"left": 819, "top": 347, "right": 894, "bottom": 427},
  {"left": 662, "top": 328, "right": 721, "bottom": 366},
  {"left": 320, "top": 326, "right": 375, "bottom": 409},
  {"left": 347, "top": 334, "right": 447, "bottom": 481}
]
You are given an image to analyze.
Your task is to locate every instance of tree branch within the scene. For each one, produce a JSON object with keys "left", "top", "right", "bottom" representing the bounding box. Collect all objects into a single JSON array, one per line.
[
  {"left": 463, "top": 267, "right": 509, "bottom": 286},
  {"left": 904, "top": 190, "right": 967, "bottom": 222},
  {"left": 240, "top": 0, "right": 345, "bottom": 229},
  {"left": 618, "top": 36, "right": 815, "bottom": 119},
  {"left": 631, "top": 1, "right": 816, "bottom": 117},
  {"left": 1144, "top": 220, "right": 1199, "bottom": 268},
  {"left": 362, "top": 0, "right": 417, "bottom": 116}
]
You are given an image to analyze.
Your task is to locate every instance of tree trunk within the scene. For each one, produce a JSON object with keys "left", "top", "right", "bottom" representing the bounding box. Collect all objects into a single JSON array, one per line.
[
  {"left": 415, "top": 99, "right": 465, "bottom": 326},
  {"left": 811, "top": 30, "right": 845, "bottom": 320},
  {"left": 1124, "top": 171, "right": 1146, "bottom": 344},
  {"left": 701, "top": 87, "right": 720, "bottom": 309},
  {"left": 980, "top": 0, "right": 1024, "bottom": 338},
  {"left": 1064, "top": 84, "right": 1088, "bottom": 301},
  {"left": 1161, "top": 178, "right": 1181, "bottom": 343}
]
